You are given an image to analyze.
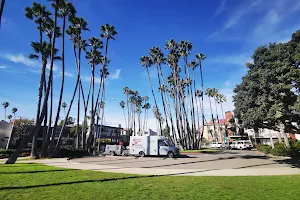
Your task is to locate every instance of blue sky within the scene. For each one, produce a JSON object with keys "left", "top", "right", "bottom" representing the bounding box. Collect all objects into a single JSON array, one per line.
[{"left": 0, "top": 0, "right": 300, "bottom": 130}]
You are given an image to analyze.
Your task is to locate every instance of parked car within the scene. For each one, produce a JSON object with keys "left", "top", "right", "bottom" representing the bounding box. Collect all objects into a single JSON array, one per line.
[
  {"left": 221, "top": 142, "right": 232, "bottom": 149},
  {"left": 231, "top": 140, "right": 253, "bottom": 150},
  {"left": 104, "top": 145, "right": 129, "bottom": 156},
  {"left": 211, "top": 142, "right": 222, "bottom": 148}
]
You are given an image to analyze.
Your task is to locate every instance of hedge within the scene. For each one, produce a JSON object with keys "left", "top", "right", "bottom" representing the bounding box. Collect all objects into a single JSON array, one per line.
[{"left": 257, "top": 140, "right": 300, "bottom": 157}]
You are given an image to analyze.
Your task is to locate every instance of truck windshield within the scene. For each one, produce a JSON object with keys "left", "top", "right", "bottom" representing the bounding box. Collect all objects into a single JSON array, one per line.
[{"left": 165, "top": 140, "right": 174, "bottom": 146}]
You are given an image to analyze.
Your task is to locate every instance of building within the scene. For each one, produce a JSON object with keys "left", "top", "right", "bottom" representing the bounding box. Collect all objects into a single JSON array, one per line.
[{"left": 0, "top": 120, "right": 13, "bottom": 149}]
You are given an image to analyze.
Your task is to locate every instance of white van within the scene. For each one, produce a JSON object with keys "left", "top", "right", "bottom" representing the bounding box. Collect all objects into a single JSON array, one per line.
[{"left": 129, "top": 136, "right": 180, "bottom": 158}]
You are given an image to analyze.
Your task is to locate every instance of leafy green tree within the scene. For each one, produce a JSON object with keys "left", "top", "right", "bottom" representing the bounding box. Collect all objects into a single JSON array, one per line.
[{"left": 233, "top": 31, "right": 300, "bottom": 148}]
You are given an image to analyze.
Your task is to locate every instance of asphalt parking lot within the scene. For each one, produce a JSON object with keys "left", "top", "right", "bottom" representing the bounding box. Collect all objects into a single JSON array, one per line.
[{"left": 73, "top": 150, "right": 300, "bottom": 170}]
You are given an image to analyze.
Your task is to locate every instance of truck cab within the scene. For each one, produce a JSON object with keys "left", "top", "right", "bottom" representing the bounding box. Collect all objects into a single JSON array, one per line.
[{"left": 129, "top": 136, "right": 179, "bottom": 158}]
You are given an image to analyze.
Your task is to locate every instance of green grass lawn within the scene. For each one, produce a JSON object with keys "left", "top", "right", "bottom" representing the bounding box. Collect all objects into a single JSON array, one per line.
[
  {"left": 180, "top": 148, "right": 220, "bottom": 153},
  {"left": 0, "top": 164, "right": 300, "bottom": 200}
]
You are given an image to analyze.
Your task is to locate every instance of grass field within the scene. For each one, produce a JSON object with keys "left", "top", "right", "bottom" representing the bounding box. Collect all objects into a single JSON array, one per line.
[{"left": 0, "top": 163, "right": 300, "bottom": 200}]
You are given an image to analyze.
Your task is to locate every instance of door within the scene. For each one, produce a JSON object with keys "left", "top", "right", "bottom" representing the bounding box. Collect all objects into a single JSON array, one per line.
[{"left": 158, "top": 140, "right": 168, "bottom": 155}]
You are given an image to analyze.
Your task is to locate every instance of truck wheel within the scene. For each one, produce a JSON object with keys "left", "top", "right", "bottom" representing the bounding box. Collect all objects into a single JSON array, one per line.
[
  {"left": 167, "top": 152, "right": 174, "bottom": 158},
  {"left": 139, "top": 151, "right": 145, "bottom": 157},
  {"left": 110, "top": 151, "right": 115, "bottom": 156}
]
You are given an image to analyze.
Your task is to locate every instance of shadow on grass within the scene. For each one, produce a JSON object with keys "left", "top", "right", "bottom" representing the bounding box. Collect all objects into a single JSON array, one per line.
[
  {"left": 0, "top": 169, "right": 77, "bottom": 174},
  {"left": 0, "top": 175, "right": 155, "bottom": 190}
]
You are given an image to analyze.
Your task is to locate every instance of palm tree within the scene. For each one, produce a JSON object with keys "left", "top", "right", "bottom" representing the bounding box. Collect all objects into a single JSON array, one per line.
[
  {"left": 196, "top": 53, "right": 206, "bottom": 145},
  {"left": 2, "top": 101, "right": 9, "bottom": 120},
  {"left": 0, "top": 0, "right": 5, "bottom": 27},
  {"left": 25, "top": 2, "right": 53, "bottom": 159},
  {"left": 120, "top": 101, "right": 127, "bottom": 128},
  {"left": 86, "top": 37, "right": 103, "bottom": 152},
  {"left": 62, "top": 102, "right": 67, "bottom": 116},
  {"left": 212, "top": 89, "right": 221, "bottom": 140},
  {"left": 54, "top": 16, "right": 89, "bottom": 155},
  {"left": 217, "top": 94, "right": 227, "bottom": 137},
  {"left": 140, "top": 55, "right": 162, "bottom": 135},
  {"left": 123, "top": 87, "right": 131, "bottom": 129},
  {"left": 7, "top": 114, "right": 12, "bottom": 121},
  {"left": 12, "top": 108, "right": 17, "bottom": 118},
  {"left": 205, "top": 88, "right": 216, "bottom": 139},
  {"left": 51, "top": 0, "right": 76, "bottom": 154}
]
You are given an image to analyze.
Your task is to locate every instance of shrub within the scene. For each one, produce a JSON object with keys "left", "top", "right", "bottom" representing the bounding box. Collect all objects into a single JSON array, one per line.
[
  {"left": 58, "top": 146, "right": 90, "bottom": 158},
  {"left": 270, "top": 144, "right": 291, "bottom": 157},
  {"left": 257, "top": 145, "right": 272, "bottom": 154}
]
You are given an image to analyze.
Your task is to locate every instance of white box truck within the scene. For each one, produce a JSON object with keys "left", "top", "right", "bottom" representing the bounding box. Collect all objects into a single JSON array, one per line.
[{"left": 129, "top": 136, "right": 180, "bottom": 158}]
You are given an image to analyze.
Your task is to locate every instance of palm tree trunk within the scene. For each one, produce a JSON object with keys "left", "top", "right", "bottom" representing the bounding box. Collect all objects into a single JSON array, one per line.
[
  {"left": 123, "top": 108, "right": 127, "bottom": 129},
  {"left": 214, "top": 98, "right": 221, "bottom": 141},
  {"left": 49, "top": 15, "right": 66, "bottom": 156},
  {"left": 156, "top": 63, "right": 169, "bottom": 139},
  {"left": 192, "top": 69, "right": 201, "bottom": 148},
  {"left": 208, "top": 96, "right": 216, "bottom": 139},
  {"left": 42, "top": 77, "right": 53, "bottom": 157},
  {"left": 31, "top": 23, "right": 44, "bottom": 159},
  {"left": 0, "top": 0, "right": 5, "bottom": 27},
  {"left": 146, "top": 66, "right": 162, "bottom": 135},
  {"left": 76, "top": 84, "right": 80, "bottom": 148},
  {"left": 199, "top": 61, "right": 205, "bottom": 147},
  {"left": 54, "top": 79, "right": 80, "bottom": 156},
  {"left": 12, "top": 7, "right": 58, "bottom": 162}
]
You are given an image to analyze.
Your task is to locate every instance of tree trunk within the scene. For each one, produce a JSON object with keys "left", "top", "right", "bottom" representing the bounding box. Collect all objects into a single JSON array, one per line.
[
  {"left": 279, "top": 122, "right": 290, "bottom": 147},
  {"left": 199, "top": 61, "right": 205, "bottom": 148},
  {"left": 214, "top": 99, "right": 221, "bottom": 141},
  {"left": 146, "top": 66, "right": 162, "bottom": 135},
  {"left": 53, "top": 79, "right": 79, "bottom": 156},
  {"left": 31, "top": 24, "right": 45, "bottom": 159},
  {"left": 268, "top": 129, "right": 274, "bottom": 149},
  {"left": 208, "top": 97, "right": 216, "bottom": 139},
  {"left": 7, "top": 7, "right": 58, "bottom": 163},
  {"left": 49, "top": 16, "right": 66, "bottom": 156},
  {"left": 0, "top": 0, "right": 5, "bottom": 27}
]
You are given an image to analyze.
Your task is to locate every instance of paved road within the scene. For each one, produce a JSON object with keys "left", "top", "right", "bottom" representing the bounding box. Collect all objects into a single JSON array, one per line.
[
  {"left": 73, "top": 150, "right": 298, "bottom": 170},
  {"left": 24, "top": 150, "right": 300, "bottom": 176}
]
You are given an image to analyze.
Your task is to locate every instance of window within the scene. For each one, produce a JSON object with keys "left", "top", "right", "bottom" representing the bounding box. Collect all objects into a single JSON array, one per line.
[{"left": 159, "top": 140, "right": 167, "bottom": 146}]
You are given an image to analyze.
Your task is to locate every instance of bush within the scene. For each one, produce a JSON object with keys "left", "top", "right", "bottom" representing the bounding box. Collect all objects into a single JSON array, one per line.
[
  {"left": 270, "top": 143, "right": 291, "bottom": 157},
  {"left": 0, "top": 148, "right": 32, "bottom": 158},
  {"left": 257, "top": 145, "right": 272, "bottom": 154},
  {"left": 58, "top": 146, "right": 90, "bottom": 158}
]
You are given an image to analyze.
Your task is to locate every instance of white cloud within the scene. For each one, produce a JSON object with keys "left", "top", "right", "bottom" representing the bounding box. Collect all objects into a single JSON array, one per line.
[
  {"left": 0, "top": 65, "right": 7, "bottom": 69},
  {"left": 213, "top": 0, "right": 226, "bottom": 19},
  {"left": 109, "top": 69, "right": 121, "bottom": 80},
  {"left": 1, "top": 53, "right": 38, "bottom": 67},
  {"left": 81, "top": 75, "right": 101, "bottom": 84},
  {"left": 209, "top": 54, "right": 252, "bottom": 66},
  {"left": 57, "top": 71, "right": 74, "bottom": 77},
  {"left": 223, "top": 0, "right": 261, "bottom": 30}
]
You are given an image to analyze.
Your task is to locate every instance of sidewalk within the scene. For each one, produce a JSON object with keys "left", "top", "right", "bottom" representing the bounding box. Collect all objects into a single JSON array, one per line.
[{"left": 9, "top": 158, "right": 300, "bottom": 176}]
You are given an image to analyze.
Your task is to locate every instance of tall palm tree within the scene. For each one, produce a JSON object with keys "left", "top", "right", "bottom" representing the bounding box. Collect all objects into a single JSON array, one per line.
[
  {"left": 12, "top": 108, "right": 17, "bottom": 118},
  {"left": 119, "top": 101, "right": 127, "bottom": 128},
  {"left": 51, "top": 0, "right": 76, "bottom": 153},
  {"left": 54, "top": 16, "right": 89, "bottom": 155},
  {"left": 217, "top": 94, "right": 227, "bottom": 137},
  {"left": 25, "top": 3, "right": 52, "bottom": 158},
  {"left": 205, "top": 88, "right": 216, "bottom": 139},
  {"left": 196, "top": 53, "right": 206, "bottom": 145},
  {"left": 123, "top": 87, "right": 131, "bottom": 129},
  {"left": 0, "top": 0, "right": 6, "bottom": 27},
  {"left": 86, "top": 36, "right": 103, "bottom": 151},
  {"left": 211, "top": 89, "right": 221, "bottom": 140},
  {"left": 2, "top": 101, "right": 9, "bottom": 120},
  {"left": 140, "top": 55, "right": 162, "bottom": 135}
]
